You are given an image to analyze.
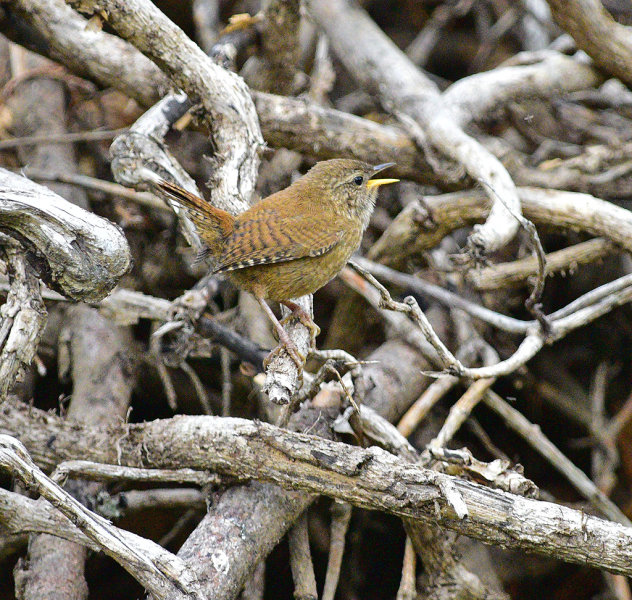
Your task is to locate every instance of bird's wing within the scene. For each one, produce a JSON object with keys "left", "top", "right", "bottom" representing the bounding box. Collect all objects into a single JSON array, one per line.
[{"left": 214, "top": 209, "right": 344, "bottom": 273}]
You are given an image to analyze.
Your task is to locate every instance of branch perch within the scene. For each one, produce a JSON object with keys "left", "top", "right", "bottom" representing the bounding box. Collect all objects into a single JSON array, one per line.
[{"left": 3, "top": 405, "right": 632, "bottom": 576}]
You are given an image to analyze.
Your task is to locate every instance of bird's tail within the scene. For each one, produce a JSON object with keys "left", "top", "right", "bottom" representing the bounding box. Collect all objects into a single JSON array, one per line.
[{"left": 156, "top": 180, "right": 235, "bottom": 254}]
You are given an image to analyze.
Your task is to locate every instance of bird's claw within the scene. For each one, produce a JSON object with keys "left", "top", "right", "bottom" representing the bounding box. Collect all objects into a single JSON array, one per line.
[
  {"left": 279, "top": 313, "right": 320, "bottom": 351},
  {"left": 280, "top": 301, "right": 321, "bottom": 352},
  {"left": 263, "top": 342, "right": 306, "bottom": 378}
]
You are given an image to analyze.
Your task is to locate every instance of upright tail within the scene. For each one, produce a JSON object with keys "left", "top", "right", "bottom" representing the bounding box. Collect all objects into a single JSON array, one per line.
[{"left": 156, "top": 180, "right": 235, "bottom": 254}]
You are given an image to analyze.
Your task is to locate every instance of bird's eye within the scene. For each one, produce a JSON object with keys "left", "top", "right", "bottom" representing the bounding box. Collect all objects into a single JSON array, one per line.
[{"left": 353, "top": 175, "right": 364, "bottom": 186}]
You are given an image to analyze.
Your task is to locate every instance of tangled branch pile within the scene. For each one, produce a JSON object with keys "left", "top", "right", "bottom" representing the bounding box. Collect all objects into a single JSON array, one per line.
[{"left": 2, "top": 0, "right": 632, "bottom": 599}]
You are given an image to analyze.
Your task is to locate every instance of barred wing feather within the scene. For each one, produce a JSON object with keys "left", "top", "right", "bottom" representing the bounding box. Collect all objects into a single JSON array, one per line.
[{"left": 214, "top": 211, "right": 344, "bottom": 273}]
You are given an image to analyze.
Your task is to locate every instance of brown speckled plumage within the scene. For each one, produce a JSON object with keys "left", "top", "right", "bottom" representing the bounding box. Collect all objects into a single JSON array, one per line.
[{"left": 157, "top": 158, "right": 398, "bottom": 369}]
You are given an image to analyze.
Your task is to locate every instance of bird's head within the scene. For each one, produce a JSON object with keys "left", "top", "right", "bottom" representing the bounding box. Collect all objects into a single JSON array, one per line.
[{"left": 301, "top": 159, "right": 399, "bottom": 228}]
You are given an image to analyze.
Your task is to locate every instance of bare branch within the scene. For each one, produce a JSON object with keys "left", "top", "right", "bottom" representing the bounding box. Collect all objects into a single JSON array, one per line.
[
  {"left": 4, "top": 405, "right": 632, "bottom": 575},
  {"left": 467, "top": 238, "right": 615, "bottom": 291},
  {"left": 288, "top": 512, "right": 318, "bottom": 600},
  {"left": 483, "top": 390, "right": 631, "bottom": 525},
  {"left": 0, "top": 435, "right": 204, "bottom": 600},
  {"left": 67, "top": 0, "right": 263, "bottom": 212},
  {"left": 0, "top": 242, "right": 47, "bottom": 399},
  {"left": 322, "top": 502, "right": 352, "bottom": 600},
  {"left": 5, "top": 0, "right": 168, "bottom": 106},
  {"left": 7, "top": 0, "right": 607, "bottom": 195},
  {"left": 0, "top": 169, "right": 130, "bottom": 301},
  {"left": 547, "top": 0, "right": 632, "bottom": 89}
]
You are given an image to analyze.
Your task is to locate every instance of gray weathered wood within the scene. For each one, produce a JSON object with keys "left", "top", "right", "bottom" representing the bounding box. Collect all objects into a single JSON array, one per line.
[{"left": 0, "top": 169, "right": 130, "bottom": 302}]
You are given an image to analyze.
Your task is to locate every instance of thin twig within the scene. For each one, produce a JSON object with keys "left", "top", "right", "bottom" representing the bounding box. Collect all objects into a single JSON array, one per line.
[
  {"left": 220, "top": 347, "right": 232, "bottom": 417},
  {"left": 429, "top": 378, "right": 497, "bottom": 450},
  {"left": 483, "top": 391, "right": 631, "bottom": 525},
  {"left": 20, "top": 167, "right": 167, "bottom": 210},
  {"left": 158, "top": 508, "right": 200, "bottom": 549},
  {"left": 51, "top": 461, "right": 216, "bottom": 488},
  {"left": 396, "top": 536, "right": 417, "bottom": 600},
  {"left": 288, "top": 512, "right": 318, "bottom": 600},
  {"left": 354, "top": 257, "right": 531, "bottom": 334},
  {"left": 180, "top": 360, "right": 213, "bottom": 415},
  {"left": 0, "top": 128, "right": 127, "bottom": 149},
  {"left": 322, "top": 502, "right": 352, "bottom": 600},
  {"left": 397, "top": 376, "right": 458, "bottom": 438}
]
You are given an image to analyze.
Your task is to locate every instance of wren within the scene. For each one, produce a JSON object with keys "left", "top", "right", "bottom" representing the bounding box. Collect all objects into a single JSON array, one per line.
[{"left": 156, "top": 159, "right": 398, "bottom": 369}]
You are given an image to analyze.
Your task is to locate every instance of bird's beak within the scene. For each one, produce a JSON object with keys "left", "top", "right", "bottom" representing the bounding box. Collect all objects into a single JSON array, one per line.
[
  {"left": 367, "top": 162, "right": 399, "bottom": 189},
  {"left": 366, "top": 178, "right": 399, "bottom": 189}
]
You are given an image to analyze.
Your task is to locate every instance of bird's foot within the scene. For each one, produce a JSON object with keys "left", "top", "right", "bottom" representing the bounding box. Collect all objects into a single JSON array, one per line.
[
  {"left": 257, "top": 296, "right": 306, "bottom": 377},
  {"left": 280, "top": 301, "right": 321, "bottom": 351},
  {"left": 263, "top": 337, "right": 306, "bottom": 374}
]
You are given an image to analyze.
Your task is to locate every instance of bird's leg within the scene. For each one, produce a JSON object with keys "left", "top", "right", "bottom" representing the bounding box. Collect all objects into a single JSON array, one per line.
[
  {"left": 257, "top": 297, "right": 305, "bottom": 372},
  {"left": 280, "top": 300, "right": 320, "bottom": 351}
]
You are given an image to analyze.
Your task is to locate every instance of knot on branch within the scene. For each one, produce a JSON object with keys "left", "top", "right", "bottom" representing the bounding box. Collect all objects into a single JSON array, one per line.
[{"left": 0, "top": 170, "right": 131, "bottom": 302}]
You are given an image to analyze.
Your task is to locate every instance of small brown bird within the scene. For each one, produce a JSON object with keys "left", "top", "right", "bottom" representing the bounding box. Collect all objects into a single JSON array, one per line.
[{"left": 157, "top": 159, "right": 398, "bottom": 368}]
